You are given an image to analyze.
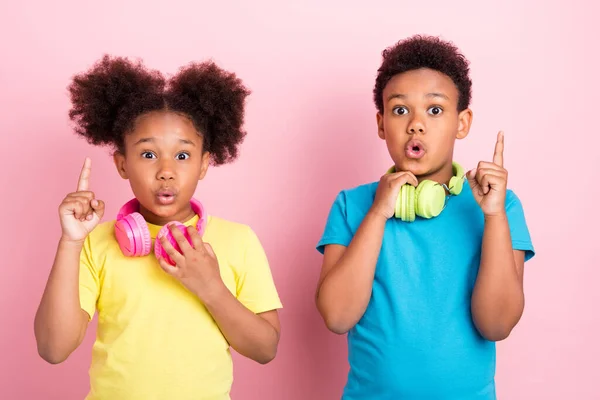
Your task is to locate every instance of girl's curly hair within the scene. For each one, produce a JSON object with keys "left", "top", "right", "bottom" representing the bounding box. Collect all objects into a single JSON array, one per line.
[{"left": 68, "top": 55, "right": 250, "bottom": 165}]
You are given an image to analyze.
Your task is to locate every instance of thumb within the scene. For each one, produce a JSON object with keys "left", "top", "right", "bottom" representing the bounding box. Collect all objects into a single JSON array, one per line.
[
  {"left": 466, "top": 169, "right": 478, "bottom": 189},
  {"left": 91, "top": 199, "right": 105, "bottom": 219}
]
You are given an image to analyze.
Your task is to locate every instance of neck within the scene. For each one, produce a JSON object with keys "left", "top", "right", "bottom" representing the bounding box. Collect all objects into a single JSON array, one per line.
[{"left": 415, "top": 163, "right": 455, "bottom": 188}]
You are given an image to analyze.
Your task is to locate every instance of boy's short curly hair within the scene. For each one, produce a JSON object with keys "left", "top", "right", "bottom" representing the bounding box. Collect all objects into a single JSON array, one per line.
[
  {"left": 68, "top": 55, "right": 250, "bottom": 165},
  {"left": 374, "top": 35, "right": 472, "bottom": 114}
]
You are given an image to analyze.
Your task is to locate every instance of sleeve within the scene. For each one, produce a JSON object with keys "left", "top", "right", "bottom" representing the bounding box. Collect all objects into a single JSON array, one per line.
[
  {"left": 234, "top": 226, "right": 283, "bottom": 314},
  {"left": 316, "top": 191, "right": 354, "bottom": 254},
  {"left": 505, "top": 190, "right": 535, "bottom": 262},
  {"left": 79, "top": 235, "right": 100, "bottom": 320}
]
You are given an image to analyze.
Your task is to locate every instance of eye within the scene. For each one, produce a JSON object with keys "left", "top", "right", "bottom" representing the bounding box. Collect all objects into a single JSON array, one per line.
[
  {"left": 176, "top": 152, "right": 190, "bottom": 160},
  {"left": 428, "top": 106, "right": 443, "bottom": 116},
  {"left": 392, "top": 106, "right": 409, "bottom": 116},
  {"left": 141, "top": 151, "right": 156, "bottom": 159}
]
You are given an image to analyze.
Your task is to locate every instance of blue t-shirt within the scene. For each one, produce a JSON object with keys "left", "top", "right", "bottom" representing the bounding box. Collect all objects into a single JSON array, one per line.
[{"left": 316, "top": 181, "right": 535, "bottom": 400}]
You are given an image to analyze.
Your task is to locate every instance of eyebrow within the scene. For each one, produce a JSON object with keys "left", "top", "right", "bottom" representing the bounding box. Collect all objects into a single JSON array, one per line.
[
  {"left": 387, "top": 92, "right": 450, "bottom": 101},
  {"left": 133, "top": 137, "right": 196, "bottom": 146}
]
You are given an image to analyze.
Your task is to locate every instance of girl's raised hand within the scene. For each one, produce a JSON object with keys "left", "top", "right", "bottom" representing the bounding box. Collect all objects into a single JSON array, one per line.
[{"left": 58, "top": 157, "right": 105, "bottom": 243}]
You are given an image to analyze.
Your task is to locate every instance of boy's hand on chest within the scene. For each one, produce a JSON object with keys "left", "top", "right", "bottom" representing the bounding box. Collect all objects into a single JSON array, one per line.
[
  {"left": 156, "top": 224, "right": 225, "bottom": 302},
  {"left": 466, "top": 131, "right": 508, "bottom": 217}
]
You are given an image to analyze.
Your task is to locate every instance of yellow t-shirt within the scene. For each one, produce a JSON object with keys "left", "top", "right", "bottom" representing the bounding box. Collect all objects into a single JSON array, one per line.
[{"left": 78, "top": 214, "right": 282, "bottom": 400}]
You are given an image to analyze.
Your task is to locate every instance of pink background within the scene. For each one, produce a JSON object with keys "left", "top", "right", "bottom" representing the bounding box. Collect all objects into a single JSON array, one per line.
[{"left": 0, "top": 0, "right": 598, "bottom": 399}]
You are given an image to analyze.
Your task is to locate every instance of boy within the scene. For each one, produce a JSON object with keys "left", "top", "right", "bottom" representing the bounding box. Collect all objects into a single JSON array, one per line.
[{"left": 315, "top": 35, "right": 535, "bottom": 399}]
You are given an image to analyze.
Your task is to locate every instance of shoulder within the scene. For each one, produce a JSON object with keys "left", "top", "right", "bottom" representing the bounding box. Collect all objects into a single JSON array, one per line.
[
  {"left": 206, "top": 216, "right": 269, "bottom": 270},
  {"left": 505, "top": 189, "right": 521, "bottom": 206},
  {"left": 86, "top": 220, "right": 117, "bottom": 247},
  {"left": 340, "top": 181, "right": 378, "bottom": 200},
  {"left": 81, "top": 220, "right": 119, "bottom": 267},
  {"left": 502, "top": 188, "right": 529, "bottom": 216},
  {"left": 320, "top": 181, "right": 377, "bottom": 235},
  {"left": 334, "top": 181, "right": 378, "bottom": 211},
  {"left": 503, "top": 188, "right": 531, "bottom": 222},
  {"left": 205, "top": 215, "right": 258, "bottom": 246}
]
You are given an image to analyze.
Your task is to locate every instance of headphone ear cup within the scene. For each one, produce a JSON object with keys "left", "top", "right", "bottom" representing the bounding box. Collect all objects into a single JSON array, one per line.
[
  {"left": 395, "top": 187, "right": 402, "bottom": 219},
  {"left": 448, "top": 175, "right": 463, "bottom": 195},
  {"left": 115, "top": 217, "right": 135, "bottom": 257},
  {"left": 130, "top": 213, "right": 152, "bottom": 256},
  {"left": 415, "top": 180, "right": 446, "bottom": 219},
  {"left": 448, "top": 162, "right": 465, "bottom": 195},
  {"left": 154, "top": 222, "right": 193, "bottom": 265},
  {"left": 395, "top": 184, "right": 416, "bottom": 222},
  {"left": 115, "top": 212, "right": 152, "bottom": 256}
]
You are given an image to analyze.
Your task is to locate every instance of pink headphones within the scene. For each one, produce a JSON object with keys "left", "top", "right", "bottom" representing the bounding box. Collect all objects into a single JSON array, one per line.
[{"left": 114, "top": 198, "right": 207, "bottom": 264}]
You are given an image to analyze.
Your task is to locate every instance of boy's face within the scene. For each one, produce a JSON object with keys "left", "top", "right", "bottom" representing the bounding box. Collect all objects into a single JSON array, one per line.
[
  {"left": 114, "top": 111, "right": 210, "bottom": 226},
  {"left": 377, "top": 68, "right": 472, "bottom": 182}
]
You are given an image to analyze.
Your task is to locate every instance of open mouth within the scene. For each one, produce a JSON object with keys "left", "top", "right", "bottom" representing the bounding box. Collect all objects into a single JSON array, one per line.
[
  {"left": 405, "top": 140, "right": 426, "bottom": 159},
  {"left": 156, "top": 189, "right": 176, "bottom": 205}
]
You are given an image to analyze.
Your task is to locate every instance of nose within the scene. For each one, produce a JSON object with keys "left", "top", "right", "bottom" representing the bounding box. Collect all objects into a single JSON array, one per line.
[
  {"left": 156, "top": 160, "right": 175, "bottom": 181},
  {"left": 407, "top": 116, "right": 426, "bottom": 135}
]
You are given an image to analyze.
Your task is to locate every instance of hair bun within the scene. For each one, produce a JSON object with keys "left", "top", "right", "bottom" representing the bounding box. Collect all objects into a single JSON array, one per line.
[{"left": 68, "top": 55, "right": 165, "bottom": 147}]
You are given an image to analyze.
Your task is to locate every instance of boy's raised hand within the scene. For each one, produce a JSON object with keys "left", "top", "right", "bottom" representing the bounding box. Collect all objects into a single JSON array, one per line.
[
  {"left": 58, "top": 157, "right": 105, "bottom": 243},
  {"left": 467, "top": 131, "right": 508, "bottom": 217},
  {"left": 157, "top": 225, "right": 224, "bottom": 301}
]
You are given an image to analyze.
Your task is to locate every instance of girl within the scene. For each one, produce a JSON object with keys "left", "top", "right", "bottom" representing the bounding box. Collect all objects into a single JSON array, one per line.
[{"left": 34, "top": 55, "right": 282, "bottom": 400}]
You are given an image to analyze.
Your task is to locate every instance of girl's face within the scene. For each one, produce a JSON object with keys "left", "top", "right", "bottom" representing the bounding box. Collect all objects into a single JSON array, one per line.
[{"left": 114, "top": 110, "right": 210, "bottom": 226}]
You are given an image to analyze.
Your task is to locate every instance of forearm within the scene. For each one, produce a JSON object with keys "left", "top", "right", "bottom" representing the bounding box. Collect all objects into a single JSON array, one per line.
[
  {"left": 200, "top": 284, "right": 279, "bottom": 364},
  {"left": 471, "top": 214, "right": 524, "bottom": 341},
  {"left": 317, "top": 210, "right": 387, "bottom": 333},
  {"left": 34, "top": 238, "right": 87, "bottom": 363}
]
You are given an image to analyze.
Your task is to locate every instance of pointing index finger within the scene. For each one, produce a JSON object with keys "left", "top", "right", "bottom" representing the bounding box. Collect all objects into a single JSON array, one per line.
[
  {"left": 493, "top": 131, "right": 504, "bottom": 167},
  {"left": 77, "top": 157, "right": 91, "bottom": 191}
]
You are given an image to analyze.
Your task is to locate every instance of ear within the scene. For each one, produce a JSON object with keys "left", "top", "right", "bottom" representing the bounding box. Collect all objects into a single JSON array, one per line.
[
  {"left": 376, "top": 112, "right": 385, "bottom": 139},
  {"left": 456, "top": 108, "right": 473, "bottom": 140},
  {"left": 198, "top": 151, "right": 210, "bottom": 180},
  {"left": 113, "top": 151, "right": 128, "bottom": 179}
]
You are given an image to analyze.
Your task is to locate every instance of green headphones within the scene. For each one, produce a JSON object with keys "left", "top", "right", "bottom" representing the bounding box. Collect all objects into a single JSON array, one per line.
[{"left": 387, "top": 162, "right": 465, "bottom": 222}]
